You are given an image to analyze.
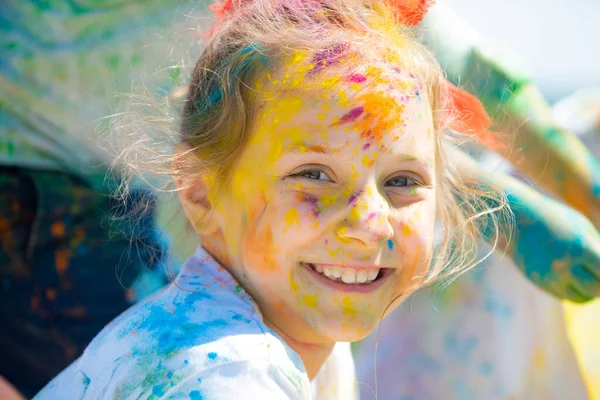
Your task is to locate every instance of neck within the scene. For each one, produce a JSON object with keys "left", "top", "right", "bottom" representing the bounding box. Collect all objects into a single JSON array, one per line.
[
  {"left": 200, "top": 236, "right": 335, "bottom": 379},
  {"left": 264, "top": 319, "right": 335, "bottom": 380}
]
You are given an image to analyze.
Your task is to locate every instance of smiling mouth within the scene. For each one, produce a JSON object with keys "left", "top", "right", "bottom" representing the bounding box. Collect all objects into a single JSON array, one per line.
[{"left": 300, "top": 262, "right": 392, "bottom": 290}]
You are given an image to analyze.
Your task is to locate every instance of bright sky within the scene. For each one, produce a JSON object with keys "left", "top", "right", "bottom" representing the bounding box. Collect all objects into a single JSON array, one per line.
[{"left": 448, "top": 0, "right": 600, "bottom": 103}]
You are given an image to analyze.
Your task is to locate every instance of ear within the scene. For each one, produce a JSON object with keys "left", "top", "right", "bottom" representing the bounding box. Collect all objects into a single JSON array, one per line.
[{"left": 173, "top": 144, "right": 220, "bottom": 236}]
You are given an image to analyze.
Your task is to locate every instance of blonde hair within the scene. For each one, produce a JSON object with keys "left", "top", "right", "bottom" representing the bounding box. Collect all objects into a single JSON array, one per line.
[{"left": 113, "top": 0, "right": 510, "bottom": 288}]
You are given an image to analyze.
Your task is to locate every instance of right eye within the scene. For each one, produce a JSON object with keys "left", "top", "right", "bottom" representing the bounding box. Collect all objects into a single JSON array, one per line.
[{"left": 297, "top": 169, "right": 332, "bottom": 182}]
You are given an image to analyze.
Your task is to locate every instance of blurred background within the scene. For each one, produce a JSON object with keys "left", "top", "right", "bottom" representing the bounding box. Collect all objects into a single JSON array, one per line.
[{"left": 449, "top": 0, "right": 600, "bottom": 103}]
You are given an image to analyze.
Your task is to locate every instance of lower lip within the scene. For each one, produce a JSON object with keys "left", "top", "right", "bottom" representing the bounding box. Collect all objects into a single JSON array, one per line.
[{"left": 300, "top": 263, "right": 393, "bottom": 294}]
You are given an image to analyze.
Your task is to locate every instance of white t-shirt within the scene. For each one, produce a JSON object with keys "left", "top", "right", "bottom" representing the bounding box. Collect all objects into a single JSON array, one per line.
[{"left": 35, "top": 247, "right": 356, "bottom": 400}]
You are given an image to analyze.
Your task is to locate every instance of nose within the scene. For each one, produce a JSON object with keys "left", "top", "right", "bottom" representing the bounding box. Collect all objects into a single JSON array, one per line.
[{"left": 336, "top": 188, "right": 394, "bottom": 247}]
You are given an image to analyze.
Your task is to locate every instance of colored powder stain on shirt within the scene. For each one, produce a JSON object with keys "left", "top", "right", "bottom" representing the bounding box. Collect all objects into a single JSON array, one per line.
[
  {"left": 234, "top": 284, "right": 243, "bottom": 294},
  {"left": 207, "top": 352, "right": 218, "bottom": 361},
  {"left": 189, "top": 390, "right": 203, "bottom": 400},
  {"left": 479, "top": 361, "right": 494, "bottom": 376},
  {"left": 152, "top": 385, "right": 165, "bottom": 397}
]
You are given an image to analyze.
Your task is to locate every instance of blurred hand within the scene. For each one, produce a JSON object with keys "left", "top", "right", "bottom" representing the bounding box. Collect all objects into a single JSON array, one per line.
[{"left": 506, "top": 188, "right": 600, "bottom": 303}]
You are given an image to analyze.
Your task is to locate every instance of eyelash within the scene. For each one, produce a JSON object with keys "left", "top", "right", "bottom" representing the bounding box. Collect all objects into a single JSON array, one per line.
[
  {"left": 384, "top": 175, "right": 423, "bottom": 189},
  {"left": 291, "top": 168, "right": 333, "bottom": 182}
]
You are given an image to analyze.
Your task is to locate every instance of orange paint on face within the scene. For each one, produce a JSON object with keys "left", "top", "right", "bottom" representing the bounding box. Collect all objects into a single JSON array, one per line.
[
  {"left": 353, "top": 91, "right": 406, "bottom": 144},
  {"left": 245, "top": 225, "right": 278, "bottom": 273}
]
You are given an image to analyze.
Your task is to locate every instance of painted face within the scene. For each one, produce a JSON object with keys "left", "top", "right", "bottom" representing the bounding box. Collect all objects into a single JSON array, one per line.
[{"left": 209, "top": 60, "right": 437, "bottom": 343}]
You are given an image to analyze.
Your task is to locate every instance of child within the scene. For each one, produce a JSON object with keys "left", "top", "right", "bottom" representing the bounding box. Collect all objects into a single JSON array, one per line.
[{"left": 35, "top": 0, "right": 508, "bottom": 398}]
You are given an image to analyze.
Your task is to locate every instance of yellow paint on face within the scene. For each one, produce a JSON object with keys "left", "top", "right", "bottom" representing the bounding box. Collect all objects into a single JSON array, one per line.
[
  {"left": 349, "top": 207, "right": 361, "bottom": 222},
  {"left": 285, "top": 208, "right": 300, "bottom": 226},
  {"left": 402, "top": 225, "right": 412, "bottom": 236},
  {"left": 303, "top": 295, "right": 319, "bottom": 309},
  {"left": 290, "top": 274, "right": 300, "bottom": 293},
  {"left": 342, "top": 296, "right": 357, "bottom": 317}
]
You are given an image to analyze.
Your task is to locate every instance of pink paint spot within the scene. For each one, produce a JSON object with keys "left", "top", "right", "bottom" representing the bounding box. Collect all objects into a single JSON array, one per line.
[
  {"left": 347, "top": 73, "right": 367, "bottom": 83},
  {"left": 362, "top": 142, "right": 371, "bottom": 150},
  {"left": 348, "top": 191, "right": 362, "bottom": 206},
  {"left": 298, "top": 194, "right": 321, "bottom": 218},
  {"left": 366, "top": 212, "right": 377, "bottom": 222},
  {"left": 310, "top": 43, "right": 348, "bottom": 75},
  {"left": 335, "top": 106, "right": 364, "bottom": 125}
]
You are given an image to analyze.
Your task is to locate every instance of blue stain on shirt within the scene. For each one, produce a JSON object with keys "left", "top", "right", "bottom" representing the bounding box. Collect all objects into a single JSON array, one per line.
[
  {"left": 152, "top": 385, "right": 165, "bottom": 396},
  {"left": 189, "top": 390, "right": 203, "bottom": 399},
  {"left": 34, "top": 247, "right": 313, "bottom": 399}
]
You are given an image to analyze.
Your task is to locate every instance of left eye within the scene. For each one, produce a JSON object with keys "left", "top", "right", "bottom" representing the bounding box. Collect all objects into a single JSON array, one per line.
[{"left": 386, "top": 176, "right": 418, "bottom": 188}]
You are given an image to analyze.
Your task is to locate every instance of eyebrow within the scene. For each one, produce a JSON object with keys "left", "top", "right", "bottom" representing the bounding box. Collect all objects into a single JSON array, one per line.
[
  {"left": 288, "top": 142, "right": 348, "bottom": 155},
  {"left": 395, "top": 153, "right": 434, "bottom": 168}
]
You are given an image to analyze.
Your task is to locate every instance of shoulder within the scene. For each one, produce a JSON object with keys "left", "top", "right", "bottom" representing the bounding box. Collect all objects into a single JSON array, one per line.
[{"left": 36, "top": 284, "right": 310, "bottom": 399}]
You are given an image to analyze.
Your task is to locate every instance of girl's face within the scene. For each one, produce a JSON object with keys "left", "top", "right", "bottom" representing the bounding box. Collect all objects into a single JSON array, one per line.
[{"left": 209, "top": 62, "right": 437, "bottom": 343}]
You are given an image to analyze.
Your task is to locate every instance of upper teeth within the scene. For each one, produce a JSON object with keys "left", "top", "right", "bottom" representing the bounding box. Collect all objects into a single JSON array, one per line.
[{"left": 312, "top": 265, "right": 380, "bottom": 284}]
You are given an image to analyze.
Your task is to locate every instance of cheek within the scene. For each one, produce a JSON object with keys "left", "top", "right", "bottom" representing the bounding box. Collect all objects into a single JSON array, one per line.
[
  {"left": 240, "top": 200, "right": 280, "bottom": 274},
  {"left": 391, "top": 200, "right": 436, "bottom": 269},
  {"left": 276, "top": 190, "right": 347, "bottom": 235}
]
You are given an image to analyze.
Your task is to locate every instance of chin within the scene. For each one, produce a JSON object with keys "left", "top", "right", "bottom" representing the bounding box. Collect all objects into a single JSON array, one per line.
[{"left": 315, "top": 316, "right": 382, "bottom": 343}]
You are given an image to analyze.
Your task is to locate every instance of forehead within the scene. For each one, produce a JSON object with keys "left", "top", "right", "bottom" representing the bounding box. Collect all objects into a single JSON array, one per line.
[{"left": 253, "top": 55, "right": 435, "bottom": 154}]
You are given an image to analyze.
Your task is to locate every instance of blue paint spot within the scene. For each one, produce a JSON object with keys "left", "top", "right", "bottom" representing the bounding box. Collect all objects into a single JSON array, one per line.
[
  {"left": 189, "top": 390, "right": 203, "bottom": 399},
  {"left": 207, "top": 87, "right": 222, "bottom": 106},
  {"left": 231, "top": 312, "right": 252, "bottom": 324},
  {"left": 166, "top": 371, "right": 173, "bottom": 379},
  {"left": 152, "top": 385, "right": 165, "bottom": 396},
  {"left": 444, "top": 333, "right": 478, "bottom": 362},
  {"left": 387, "top": 239, "right": 394, "bottom": 250},
  {"left": 207, "top": 352, "right": 218, "bottom": 360},
  {"left": 184, "top": 359, "right": 189, "bottom": 365},
  {"left": 479, "top": 361, "right": 494, "bottom": 376}
]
